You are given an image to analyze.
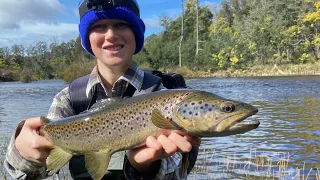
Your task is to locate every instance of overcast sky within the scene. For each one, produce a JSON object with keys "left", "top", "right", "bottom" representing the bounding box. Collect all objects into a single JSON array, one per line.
[{"left": 0, "top": 0, "right": 220, "bottom": 48}]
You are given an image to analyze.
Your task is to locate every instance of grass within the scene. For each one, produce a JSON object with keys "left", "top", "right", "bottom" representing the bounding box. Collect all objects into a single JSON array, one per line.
[{"left": 191, "top": 148, "right": 320, "bottom": 180}]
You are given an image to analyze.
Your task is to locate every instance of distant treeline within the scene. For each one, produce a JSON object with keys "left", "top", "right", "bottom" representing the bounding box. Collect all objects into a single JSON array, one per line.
[{"left": 1, "top": 0, "right": 320, "bottom": 82}]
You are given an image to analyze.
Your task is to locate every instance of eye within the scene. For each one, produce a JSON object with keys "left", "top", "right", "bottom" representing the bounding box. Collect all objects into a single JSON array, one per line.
[
  {"left": 221, "top": 103, "right": 235, "bottom": 113},
  {"left": 115, "top": 22, "right": 130, "bottom": 29},
  {"left": 91, "top": 24, "right": 107, "bottom": 31}
]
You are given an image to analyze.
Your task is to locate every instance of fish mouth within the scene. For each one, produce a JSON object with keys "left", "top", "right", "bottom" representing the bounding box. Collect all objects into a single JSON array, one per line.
[{"left": 213, "top": 108, "right": 259, "bottom": 137}]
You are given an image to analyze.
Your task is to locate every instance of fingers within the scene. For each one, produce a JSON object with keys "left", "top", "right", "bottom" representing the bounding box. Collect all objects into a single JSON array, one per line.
[
  {"left": 171, "top": 130, "right": 202, "bottom": 147},
  {"left": 183, "top": 135, "right": 201, "bottom": 147},
  {"left": 157, "top": 135, "right": 178, "bottom": 157},
  {"left": 24, "top": 117, "right": 44, "bottom": 129},
  {"left": 145, "top": 136, "right": 162, "bottom": 150},
  {"left": 168, "top": 133, "right": 192, "bottom": 152}
]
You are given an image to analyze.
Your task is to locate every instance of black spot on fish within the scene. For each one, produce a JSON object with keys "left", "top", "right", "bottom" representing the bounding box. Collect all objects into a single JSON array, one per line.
[
  {"left": 205, "top": 104, "right": 209, "bottom": 107},
  {"left": 183, "top": 110, "right": 186, "bottom": 113},
  {"left": 195, "top": 113, "right": 198, "bottom": 116},
  {"left": 185, "top": 104, "right": 188, "bottom": 107},
  {"left": 208, "top": 108, "right": 212, "bottom": 111},
  {"left": 131, "top": 127, "right": 134, "bottom": 130},
  {"left": 189, "top": 111, "right": 192, "bottom": 115},
  {"left": 120, "top": 122, "right": 122, "bottom": 125},
  {"left": 191, "top": 102, "right": 195, "bottom": 105},
  {"left": 200, "top": 106, "right": 204, "bottom": 109},
  {"left": 109, "top": 131, "right": 111, "bottom": 135}
]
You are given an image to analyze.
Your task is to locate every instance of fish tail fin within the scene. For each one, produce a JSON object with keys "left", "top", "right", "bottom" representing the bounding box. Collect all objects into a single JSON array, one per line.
[
  {"left": 85, "top": 152, "right": 111, "bottom": 180},
  {"left": 46, "top": 147, "right": 73, "bottom": 174}
]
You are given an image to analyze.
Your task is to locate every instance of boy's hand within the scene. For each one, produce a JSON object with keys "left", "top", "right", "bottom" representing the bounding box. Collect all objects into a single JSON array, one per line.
[
  {"left": 127, "top": 130, "right": 201, "bottom": 173},
  {"left": 15, "top": 117, "right": 54, "bottom": 165}
]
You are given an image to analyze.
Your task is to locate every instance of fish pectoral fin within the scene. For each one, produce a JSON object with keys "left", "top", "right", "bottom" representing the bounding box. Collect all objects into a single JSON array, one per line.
[
  {"left": 46, "top": 147, "right": 72, "bottom": 174},
  {"left": 85, "top": 152, "right": 111, "bottom": 180},
  {"left": 180, "top": 153, "right": 189, "bottom": 178},
  {"left": 151, "top": 109, "right": 180, "bottom": 129}
]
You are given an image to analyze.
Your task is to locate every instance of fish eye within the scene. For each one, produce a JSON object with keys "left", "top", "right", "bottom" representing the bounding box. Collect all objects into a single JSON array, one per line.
[{"left": 221, "top": 103, "right": 235, "bottom": 113}]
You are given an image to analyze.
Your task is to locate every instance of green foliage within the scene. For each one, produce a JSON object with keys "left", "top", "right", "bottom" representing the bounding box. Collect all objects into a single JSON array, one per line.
[
  {"left": 1, "top": 0, "right": 320, "bottom": 82},
  {"left": 57, "top": 60, "right": 96, "bottom": 83}
]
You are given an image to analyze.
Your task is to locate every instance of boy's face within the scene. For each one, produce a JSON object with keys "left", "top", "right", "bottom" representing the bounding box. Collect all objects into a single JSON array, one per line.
[{"left": 89, "top": 19, "right": 136, "bottom": 68}]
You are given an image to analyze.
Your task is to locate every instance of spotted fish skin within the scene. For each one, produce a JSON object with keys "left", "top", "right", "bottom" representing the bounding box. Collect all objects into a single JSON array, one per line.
[{"left": 39, "top": 89, "right": 259, "bottom": 180}]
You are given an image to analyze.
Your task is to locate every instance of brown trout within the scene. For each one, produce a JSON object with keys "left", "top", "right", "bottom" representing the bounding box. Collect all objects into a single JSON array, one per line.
[{"left": 40, "top": 89, "right": 259, "bottom": 180}]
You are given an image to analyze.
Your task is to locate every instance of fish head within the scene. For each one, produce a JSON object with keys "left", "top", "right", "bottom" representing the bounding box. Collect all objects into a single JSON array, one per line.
[{"left": 173, "top": 91, "right": 259, "bottom": 137}]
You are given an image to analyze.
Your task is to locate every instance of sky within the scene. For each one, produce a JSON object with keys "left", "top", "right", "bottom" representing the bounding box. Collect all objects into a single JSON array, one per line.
[{"left": 0, "top": 0, "right": 221, "bottom": 49}]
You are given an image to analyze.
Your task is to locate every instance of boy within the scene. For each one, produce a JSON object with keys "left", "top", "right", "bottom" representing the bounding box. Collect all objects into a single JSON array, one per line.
[{"left": 5, "top": 0, "right": 200, "bottom": 179}]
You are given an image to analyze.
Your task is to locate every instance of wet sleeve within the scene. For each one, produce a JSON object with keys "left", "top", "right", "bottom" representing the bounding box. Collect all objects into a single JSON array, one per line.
[{"left": 4, "top": 87, "right": 74, "bottom": 179}]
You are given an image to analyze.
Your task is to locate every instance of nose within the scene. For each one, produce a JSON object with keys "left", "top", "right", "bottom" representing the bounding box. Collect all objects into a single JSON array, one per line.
[{"left": 105, "top": 27, "right": 117, "bottom": 41}]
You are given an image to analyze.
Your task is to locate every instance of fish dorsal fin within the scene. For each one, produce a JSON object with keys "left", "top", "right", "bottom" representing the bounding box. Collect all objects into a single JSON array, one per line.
[
  {"left": 151, "top": 109, "right": 180, "bottom": 130},
  {"left": 86, "top": 98, "right": 119, "bottom": 113},
  {"left": 85, "top": 152, "right": 111, "bottom": 180},
  {"left": 46, "top": 146, "right": 73, "bottom": 174}
]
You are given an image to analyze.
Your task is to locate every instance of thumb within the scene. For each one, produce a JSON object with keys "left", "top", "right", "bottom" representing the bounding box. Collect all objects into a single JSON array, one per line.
[{"left": 25, "top": 117, "right": 45, "bottom": 129}]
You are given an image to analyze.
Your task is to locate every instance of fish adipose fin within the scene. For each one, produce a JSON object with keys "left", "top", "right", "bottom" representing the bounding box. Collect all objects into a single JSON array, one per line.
[
  {"left": 85, "top": 152, "right": 111, "bottom": 180},
  {"left": 151, "top": 109, "right": 180, "bottom": 130},
  {"left": 46, "top": 146, "right": 72, "bottom": 174}
]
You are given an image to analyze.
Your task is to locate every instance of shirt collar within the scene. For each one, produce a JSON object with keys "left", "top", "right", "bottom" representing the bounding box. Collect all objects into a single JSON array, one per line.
[{"left": 85, "top": 62, "right": 144, "bottom": 97}]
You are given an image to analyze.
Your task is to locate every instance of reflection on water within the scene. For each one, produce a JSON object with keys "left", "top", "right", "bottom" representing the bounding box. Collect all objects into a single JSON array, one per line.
[
  {"left": 0, "top": 76, "right": 320, "bottom": 179},
  {"left": 187, "top": 76, "right": 320, "bottom": 179}
]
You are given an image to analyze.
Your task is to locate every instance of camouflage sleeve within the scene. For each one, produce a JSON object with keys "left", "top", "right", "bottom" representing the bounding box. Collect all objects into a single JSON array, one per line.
[
  {"left": 4, "top": 87, "right": 74, "bottom": 179},
  {"left": 4, "top": 120, "right": 48, "bottom": 179}
]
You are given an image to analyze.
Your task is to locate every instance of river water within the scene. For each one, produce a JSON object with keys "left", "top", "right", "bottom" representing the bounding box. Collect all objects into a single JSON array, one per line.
[{"left": 0, "top": 76, "right": 319, "bottom": 179}]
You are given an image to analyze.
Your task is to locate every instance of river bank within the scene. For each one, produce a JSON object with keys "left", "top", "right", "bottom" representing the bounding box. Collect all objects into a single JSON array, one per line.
[
  {"left": 172, "top": 63, "right": 320, "bottom": 78},
  {"left": 1, "top": 63, "right": 320, "bottom": 83}
]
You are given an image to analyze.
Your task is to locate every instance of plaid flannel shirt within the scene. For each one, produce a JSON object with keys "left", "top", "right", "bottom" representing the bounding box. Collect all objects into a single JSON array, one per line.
[{"left": 4, "top": 62, "right": 187, "bottom": 180}]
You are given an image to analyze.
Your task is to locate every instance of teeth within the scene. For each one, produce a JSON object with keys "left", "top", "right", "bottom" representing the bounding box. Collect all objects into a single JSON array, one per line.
[{"left": 105, "top": 46, "right": 122, "bottom": 51}]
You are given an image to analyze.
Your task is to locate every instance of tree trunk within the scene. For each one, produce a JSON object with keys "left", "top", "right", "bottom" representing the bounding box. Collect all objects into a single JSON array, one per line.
[
  {"left": 179, "top": 0, "right": 184, "bottom": 67},
  {"left": 196, "top": 0, "right": 199, "bottom": 56}
]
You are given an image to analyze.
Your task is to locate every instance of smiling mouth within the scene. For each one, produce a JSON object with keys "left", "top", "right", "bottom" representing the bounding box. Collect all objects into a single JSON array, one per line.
[{"left": 104, "top": 45, "right": 124, "bottom": 51}]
